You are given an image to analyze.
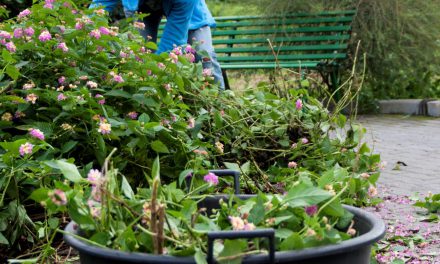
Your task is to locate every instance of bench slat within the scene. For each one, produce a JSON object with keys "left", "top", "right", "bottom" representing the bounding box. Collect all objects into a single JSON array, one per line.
[
  {"left": 221, "top": 62, "right": 319, "bottom": 69},
  {"left": 214, "top": 17, "right": 353, "bottom": 28},
  {"left": 205, "top": 10, "right": 357, "bottom": 21},
  {"left": 211, "top": 25, "right": 351, "bottom": 36},
  {"left": 212, "top": 35, "right": 350, "bottom": 45},
  {"left": 218, "top": 53, "right": 347, "bottom": 62},
  {"left": 215, "top": 44, "right": 347, "bottom": 54}
]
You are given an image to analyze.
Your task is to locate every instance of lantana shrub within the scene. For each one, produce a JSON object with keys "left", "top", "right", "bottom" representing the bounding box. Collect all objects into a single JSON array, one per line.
[{"left": 0, "top": 0, "right": 380, "bottom": 260}]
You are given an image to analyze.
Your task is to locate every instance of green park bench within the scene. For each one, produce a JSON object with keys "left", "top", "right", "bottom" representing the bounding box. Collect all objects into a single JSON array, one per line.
[{"left": 159, "top": 10, "right": 356, "bottom": 91}]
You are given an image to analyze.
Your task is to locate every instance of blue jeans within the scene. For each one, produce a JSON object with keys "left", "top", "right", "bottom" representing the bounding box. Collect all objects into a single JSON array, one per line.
[{"left": 188, "top": 26, "right": 225, "bottom": 90}]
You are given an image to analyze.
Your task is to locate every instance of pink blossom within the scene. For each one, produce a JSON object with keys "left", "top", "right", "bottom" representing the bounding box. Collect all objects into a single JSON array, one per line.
[
  {"left": 133, "top": 21, "right": 145, "bottom": 29},
  {"left": 305, "top": 205, "right": 318, "bottom": 216},
  {"left": 187, "top": 117, "right": 195, "bottom": 129},
  {"left": 50, "top": 189, "right": 67, "bottom": 206},
  {"left": 19, "top": 142, "right": 33, "bottom": 156},
  {"left": 26, "top": 93, "right": 38, "bottom": 104},
  {"left": 127, "top": 111, "right": 138, "bottom": 119},
  {"left": 157, "top": 62, "right": 165, "bottom": 69},
  {"left": 57, "top": 93, "right": 67, "bottom": 101},
  {"left": 95, "top": 94, "right": 105, "bottom": 104},
  {"left": 296, "top": 99, "right": 303, "bottom": 110},
  {"left": 94, "top": 9, "right": 106, "bottom": 16},
  {"left": 113, "top": 74, "right": 124, "bottom": 83},
  {"left": 18, "top": 9, "right": 31, "bottom": 18},
  {"left": 202, "top": 68, "right": 212, "bottom": 76},
  {"left": 0, "top": 31, "right": 11, "bottom": 39},
  {"left": 291, "top": 143, "right": 297, "bottom": 149},
  {"left": 24, "top": 27, "right": 35, "bottom": 37},
  {"left": 86, "top": 81, "right": 98, "bottom": 89},
  {"left": 185, "top": 44, "right": 196, "bottom": 54},
  {"left": 119, "top": 51, "right": 128, "bottom": 58},
  {"left": 368, "top": 186, "right": 378, "bottom": 197},
  {"left": 164, "top": 83, "right": 172, "bottom": 91},
  {"left": 89, "top": 29, "right": 101, "bottom": 39},
  {"left": 203, "top": 172, "right": 219, "bottom": 186},
  {"left": 58, "top": 76, "right": 66, "bottom": 84},
  {"left": 57, "top": 42, "right": 69, "bottom": 52},
  {"left": 13, "top": 28, "right": 24, "bottom": 38},
  {"left": 146, "top": 69, "right": 152, "bottom": 75},
  {"left": 186, "top": 53, "right": 196, "bottom": 62},
  {"left": 229, "top": 216, "right": 245, "bottom": 230},
  {"left": 172, "top": 47, "right": 182, "bottom": 55},
  {"left": 243, "top": 222, "right": 256, "bottom": 231},
  {"left": 301, "top": 138, "right": 309, "bottom": 144},
  {"left": 288, "top": 161, "right": 297, "bottom": 168},
  {"left": 74, "top": 22, "right": 84, "bottom": 30},
  {"left": 5, "top": 42, "right": 16, "bottom": 53},
  {"left": 98, "top": 26, "right": 110, "bottom": 35},
  {"left": 87, "top": 169, "right": 102, "bottom": 185},
  {"left": 169, "top": 52, "right": 178, "bottom": 63},
  {"left": 29, "top": 128, "right": 45, "bottom": 140},
  {"left": 43, "top": 0, "right": 54, "bottom": 9},
  {"left": 97, "top": 122, "right": 111, "bottom": 135},
  {"left": 38, "top": 30, "right": 52, "bottom": 42}
]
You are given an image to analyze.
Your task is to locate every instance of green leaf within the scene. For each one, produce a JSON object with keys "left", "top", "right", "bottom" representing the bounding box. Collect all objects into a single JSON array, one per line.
[
  {"left": 179, "top": 169, "right": 193, "bottom": 187},
  {"left": 61, "top": 141, "right": 78, "bottom": 154},
  {"left": 223, "top": 162, "right": 240, "bottom": 171},
  {"left": 48, "top": 217, "right": 59, "bottom": 229},
  {"left": 152, "top": 156, "right": 160, "bottom": 181},
  {"left": 280, "top": 232, "right": 304, "bottom": 250},
  {"left": 29, "top": 188, "right": 49, "bottom": 202},
  {"left": 248, "top": 194, "right": 265, "bottom": 225},
  {"left": 121, "top": 175, "right": 134, "bottom": 199},
  {"left": 336, "top": 210, "right": 354, "bottom": 229},
  {"left": 2, "top": 49, "right": 14, "bottom": 63},
  {"left": 104, "top": 89, "right": 132, "bottom": 99},
  {"left": 219, "top": 239, "right": 247, "bottom": 264},
  {"left": 321, "top": 199, "right": 344, "bottom": 217},
  {"left": 285, "top": 184, "right": 332, "bottom": 208},
  {"left": 151, "top": 140, "right": 170, "bottom": 153},
  {"left": 194, "top": 247, "right": 208, "bottom": 264},
  {"left": 0, "top": 232, "right": 9, "bottom": 245},
  {"left": 138, "top": 113, "right": 150, "bottom": 123},
  {"left": 6, "top": 65, "right": 19, "bottom": 80},
  {"left": 90, "top": 232, "right": 111, "bottom": 246},
  {"left": 55, "top": 160, "right": 82, "bottom": 182}
]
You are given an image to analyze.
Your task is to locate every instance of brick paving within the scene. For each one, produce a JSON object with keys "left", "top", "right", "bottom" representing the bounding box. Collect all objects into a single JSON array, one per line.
[
  {"left": 358, "top": 115, "right": 440, "bottom": 196},
  {"left": 358, "top": 115, "right": 440, "bottom": 262}
]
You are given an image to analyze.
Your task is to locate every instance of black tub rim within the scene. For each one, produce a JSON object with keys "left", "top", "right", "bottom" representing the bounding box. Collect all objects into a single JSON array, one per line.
[{"left": 64, "top": 204, "right": 386, "bottom": 263}]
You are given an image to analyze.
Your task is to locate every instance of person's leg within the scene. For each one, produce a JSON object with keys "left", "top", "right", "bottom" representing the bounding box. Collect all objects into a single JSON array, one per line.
[{"left": 188, "top": 26, "right": 225, "bottom": 90}]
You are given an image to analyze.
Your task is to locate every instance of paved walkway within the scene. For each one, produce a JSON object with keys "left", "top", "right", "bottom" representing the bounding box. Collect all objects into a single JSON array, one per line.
[
  {"left": 358, "top": 115, "right": 440, "bottom": 262},
  {"left": 358, "top": 115, "right": 440, "bottom": 196}
]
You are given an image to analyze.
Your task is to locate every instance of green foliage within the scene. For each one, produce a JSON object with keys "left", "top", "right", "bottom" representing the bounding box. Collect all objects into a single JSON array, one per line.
[
  {"left": 413, "top": 192, "right": 440, "bottom": 222},
  {"left": 258, "top": 0, "right": 440, "bottom": 102}
]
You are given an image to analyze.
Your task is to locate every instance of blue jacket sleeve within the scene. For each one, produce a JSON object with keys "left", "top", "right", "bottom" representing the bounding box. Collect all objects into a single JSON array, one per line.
[
  {"left": 89, "top": 0, "right": 120, "bottom": 12},
  {"left": 157, "top": 0, "right": 197, "bottom": 53}
]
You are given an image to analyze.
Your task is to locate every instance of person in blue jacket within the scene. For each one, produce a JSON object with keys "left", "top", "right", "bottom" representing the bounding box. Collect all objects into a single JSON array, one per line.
[{"left": 90, "top": 0, "right": 225, "bottom": 90}]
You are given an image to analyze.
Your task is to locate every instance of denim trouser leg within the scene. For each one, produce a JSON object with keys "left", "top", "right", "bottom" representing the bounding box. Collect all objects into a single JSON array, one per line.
[{"left": 188, "top": 26, "right": 225, "bottom": 90}]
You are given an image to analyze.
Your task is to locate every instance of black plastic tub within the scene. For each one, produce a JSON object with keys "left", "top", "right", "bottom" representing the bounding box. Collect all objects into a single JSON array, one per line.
[{"left": 64, "top": 198, "right": 386, "bottom": 264}]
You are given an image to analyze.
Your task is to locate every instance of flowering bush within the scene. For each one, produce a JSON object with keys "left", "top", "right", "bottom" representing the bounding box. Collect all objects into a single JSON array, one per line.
[{"left": 0, "top": 0, "right": 380, "bottom": 261}]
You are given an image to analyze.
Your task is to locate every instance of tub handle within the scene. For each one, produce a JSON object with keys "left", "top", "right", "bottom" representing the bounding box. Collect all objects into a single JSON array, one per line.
[{"left": 206, "top": 228, "right": 275, "bottom": 264}]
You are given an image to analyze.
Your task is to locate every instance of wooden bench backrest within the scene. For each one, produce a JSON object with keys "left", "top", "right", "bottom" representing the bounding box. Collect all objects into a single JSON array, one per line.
[{"left": 158, "top": 10, "right": 355, "bottom": 69}]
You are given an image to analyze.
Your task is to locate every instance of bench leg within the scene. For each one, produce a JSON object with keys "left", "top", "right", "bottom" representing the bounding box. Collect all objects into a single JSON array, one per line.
[{"left": 222, "top": 69, "right": 231, "bottom": 90}]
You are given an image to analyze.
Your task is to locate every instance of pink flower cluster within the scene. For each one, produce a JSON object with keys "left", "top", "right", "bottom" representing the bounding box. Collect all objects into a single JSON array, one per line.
[
  {"left": 49, "top": 189, "right": 67, "bottom": 206},
  {"left": 43, "top": 0, "right": 55, "bottom": 9},
  {"left": 29, "top": 128, "right": 45, "bottom": 140},
  {"left": 19, "top": 142, "right": 33, "bottom": 156},
  {"left": 229, "top": 216, "right": 256, "bottom": 231},
  {"left": 38, "top": 30, "right": 52, "bottom": 42},
  {"left": 203, "top": 172, "right": 219, "bottom": 186},
  {"left": 17, "top": 9, "right": 31, "bottom": 19}
]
